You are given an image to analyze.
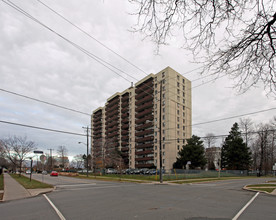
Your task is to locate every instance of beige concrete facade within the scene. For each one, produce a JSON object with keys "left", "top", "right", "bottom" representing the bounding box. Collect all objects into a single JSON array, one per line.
[{"left": 91, "top": 67, "right": 191, "bottom": 171}]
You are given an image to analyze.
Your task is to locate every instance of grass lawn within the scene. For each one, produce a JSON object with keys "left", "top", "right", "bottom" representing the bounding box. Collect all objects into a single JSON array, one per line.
[
  {"left": 247, "top": 184, "right": 276, "bottom": 187},
  {"left": 10, "top": 174, "right": 53, "bottom": 189},
  {"left": 0, "top": 174, "right": 3, "bottom": 190},
  {"left": 250, "top": 188, "right": 275, "bottom": 193}
]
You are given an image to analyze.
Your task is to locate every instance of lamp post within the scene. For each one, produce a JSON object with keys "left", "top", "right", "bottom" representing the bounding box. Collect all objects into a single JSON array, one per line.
[
  {"left": 29, "top": 157, "right": 33, "bottom": 181},
  {"left": 78, "top": 139, "right": 89, "bottom": 178}
]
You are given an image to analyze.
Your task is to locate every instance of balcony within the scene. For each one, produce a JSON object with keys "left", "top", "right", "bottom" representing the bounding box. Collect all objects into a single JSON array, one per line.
[
  {"left": 135, "top": 163, "right": 155, "bottom": 168},
  {"left": 121, "top": 147, "right": 129, "bottom": 152},
  {"left": 136, "top": 108, "right": 153, "bottom": 119},
  {"left": 121, "top": 124, "right": 129, "bottom": 129},
  {"left": 135, "top": 102, "right": 153, "bottom": 112},
  {"left": 136, "top": 136, "right": 154, "bottom": 143},
  {"left": 121, "top": 141, "right": 129, "bottom": 146},
  {"left": 136, "top": 143, "right": 154, "bottom": 149},
  {"left": 135, "top": 122, "right": 153, "bottom": 131},
  {"left": 135, "top": 95, "right": 153, "bottom": 106},
  {"left": 135, "top": 150, "right": 153, "bottom": 155},
  {"left": 135, "top": 157, "right": 154, "bottom": 162},
  {"left": 135, "top": 87, "right": 153, "bottom": 100},
  {"left": 136, "top": 129, "right": 153, "bottom": 137},
  {"left": 135, "top": 115, "right": 153, "bottom": 124}
]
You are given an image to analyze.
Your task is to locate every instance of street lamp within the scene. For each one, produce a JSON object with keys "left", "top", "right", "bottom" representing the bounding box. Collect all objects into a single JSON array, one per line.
[
  {"left": 29, "top": 157, "right": 33, "bottom": 181},
  {"left": 78, "top": 141, "right": 88, "bottom": 177}
]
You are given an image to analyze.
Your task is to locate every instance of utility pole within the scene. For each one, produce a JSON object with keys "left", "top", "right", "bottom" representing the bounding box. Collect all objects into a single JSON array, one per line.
[
  {"left": 159, "top": 80, "right": 163, "bottom": 183},
  {"left": 48, "top": 149, "right": 54, "bottom": 171},
  {"left": 86, "top": 126, "right": 89, "bottom": 178}
]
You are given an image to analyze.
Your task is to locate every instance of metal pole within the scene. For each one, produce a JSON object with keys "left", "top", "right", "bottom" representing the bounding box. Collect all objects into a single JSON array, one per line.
[
  {"left": 87, "top": 126, "right": 89, "bottom": 178},
  {"left": 159, "top": 81, "right": 163, "bottom": 183},
  {"left": 30, "top": 158, "right": 33, "bottom": 181}
]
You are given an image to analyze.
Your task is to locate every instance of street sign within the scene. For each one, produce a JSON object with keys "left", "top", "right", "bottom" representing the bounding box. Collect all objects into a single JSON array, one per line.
[
  {"left": 34, "top": 150, "right": 43, "bottom": 154},
  {"left": 40, "top": 155, "right": 46, "bottom": 163}
]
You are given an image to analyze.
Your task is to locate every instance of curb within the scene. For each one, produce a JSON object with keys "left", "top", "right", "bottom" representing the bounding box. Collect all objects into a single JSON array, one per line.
[{"left": 243, "top": 185, "right": 276, "bottom": 196}]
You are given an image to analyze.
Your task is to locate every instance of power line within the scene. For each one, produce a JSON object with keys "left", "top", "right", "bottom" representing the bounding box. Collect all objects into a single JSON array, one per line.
[
  {"left": 36, "top": 0, "right": 148, "bottom": 76},
  {"left": 0, "top": 120, "right": 86, "bottom": 137},
  {"left": 0, "top": 88, "right": 91, "bottom": 116},
  {"left": 191, "top": 107, "right": 276, "bottom": 127}
]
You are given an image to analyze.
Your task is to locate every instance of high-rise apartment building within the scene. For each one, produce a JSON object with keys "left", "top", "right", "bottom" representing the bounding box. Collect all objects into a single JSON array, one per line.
[{"left": 91, "top": 67, "right": 191, "bottom": 171}]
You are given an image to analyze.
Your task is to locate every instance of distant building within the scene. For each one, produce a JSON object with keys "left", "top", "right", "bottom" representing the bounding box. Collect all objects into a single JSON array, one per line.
[
  {"left": 205, "top": 147, "right": 221, "bottom": 170},
  {"left": 91, "top": 67, "right": 192, "bottom": 171}
]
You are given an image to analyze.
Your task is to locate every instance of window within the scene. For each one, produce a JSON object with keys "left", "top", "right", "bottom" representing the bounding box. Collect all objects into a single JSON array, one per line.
[
  {"left": 162, "top": 72, "right": 165, "bottom": 77},
  {"left": 183, "top": 126, "right": 185, "bottom": 130},
  {"left": 177, "top": 145, "right": 180, "bottom": 150},
  {"left": 177, "top": 75, "right": 180, "bottom": 80},
  {"left": 177, "top": 96, "right": 180, "bottom": 101},
  {"left": 163, "top": 115, "right": 165, "bottom": 120},
  {"left": 163, "top": 130, "right": 165, "bottom": 134},
  {"left": 163, "top": 137, "right": 165, "bottom": 141},
  {"left": 177, "top": 89, "right": 180, "bottom": 94},
  {"left": 162, "top": 86, "right": 165, "bottom": 91},
  {"left": 183, "top": 92, "right": 185, "bottom": 97},
  {"left": 163, "top": 107, "right": 165, "bottom": 113},
  {"left": 163, "top": 144, "right": 165, "bottom": 149},
  {"left": 163, "top": 122, "right": 165, "bottom": 127},
  {"left": 183, "top": 85, "right": 185, "bottom": 90},
  {"left": 163, "top": 159, "right": 165, "bottom": 163},
  {"left": 162, "top": 100, "right": 165, "bottom": 105},
  {"left": 183, "top": 79, "right": 185, "bottom": 83},
  {"left": 183, "top": 99, "right": 185, "bottom": 104},
  {"left": 155, "top": 153, "right": 157, "bottom": 157},
  {"left": 183, "top": 119, "right": 185, "bottom": 123},
  {"left": 163, "top": 152, "right": 165, "bottom": 156},
  {"left": 183, "top": 133, "right": 185, "bottom": 137},
  {"left": 177, "top": 82, "right": 180, "bottom": 87},
  {"left": 177, "top": 124, "right": 180, "bottom": 129},
  {"left": 177, "top": 103, "right": 180, "bottom": 108},
  {"left": 177, "top": 131, "right": 180, "bottom": 135},
  {"left": 155, "top": 139, "right": 157, "bottom": 143},
  {"left": 155, "top": 84, "right": 157, "bottom": 88},
  {"left": 155, "top": 90, "right": 157, "bottom": 94},
  {"left": 155, "top": 146, "right": 157, "bottom": 150},
  {"left": 162, "top": 79, "right": 165, "bottom": 84},
  {"left": 183, "top": 106, "right": 185, "bottom": 110},
  {"left": 155, "top": 77, "right": 157, "bottom": 81},
  {"left": 177, "top": 138, "right": 180, "bottom": 143},
  {"left": 155, "top": 131, "right": 157, "bottom": 136},
  {"left": 183, "top": 112, "right": 185, "bottom": 117},
  {"left": 177, "top": 117, "right": 180, "bottom": 122},
  {"left": 163, "top": 93, "right": 165, "bottom": 98},
  {"left": 177, "top": 110, "right": 180, "bottom": 115}
]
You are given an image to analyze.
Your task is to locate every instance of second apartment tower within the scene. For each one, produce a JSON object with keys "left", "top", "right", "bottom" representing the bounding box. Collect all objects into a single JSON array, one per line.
[{"left": 91, "top": 67, "right": 191, "bottom": 171}]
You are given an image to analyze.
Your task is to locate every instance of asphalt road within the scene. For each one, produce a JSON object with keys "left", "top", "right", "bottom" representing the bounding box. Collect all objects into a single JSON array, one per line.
[{"left": 1, "top": 176, "right": 275, "bottom": 220}]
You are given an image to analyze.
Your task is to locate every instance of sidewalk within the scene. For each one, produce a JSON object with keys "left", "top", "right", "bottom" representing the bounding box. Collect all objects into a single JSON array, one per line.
[
  {"left": 3, "top": 173, "right": 31, "bottom": 201},
  {"left": 2, "top": 173, "right": 54, "bottom": 202}
]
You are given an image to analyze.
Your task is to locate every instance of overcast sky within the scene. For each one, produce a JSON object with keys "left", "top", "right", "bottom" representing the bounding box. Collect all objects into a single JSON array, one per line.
[{"left": 0, "top": 0, "right": 275, "bottom": 160}]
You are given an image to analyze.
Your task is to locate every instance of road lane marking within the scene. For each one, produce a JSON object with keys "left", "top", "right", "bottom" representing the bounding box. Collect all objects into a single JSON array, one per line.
[
  {"left": 232, "top": 192, "right": 259, "bottom": 220},
  {"left": 43, "top": 194, "right": 66, "bottom": 220}
]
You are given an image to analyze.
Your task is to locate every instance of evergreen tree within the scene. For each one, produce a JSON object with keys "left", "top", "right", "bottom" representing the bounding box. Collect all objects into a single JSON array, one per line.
[
  {"left": 173, "top": 135, "right": 206, "bottom": 169},
  {"left": 221, "top": 123, "right": 252, "bottom": 170}
]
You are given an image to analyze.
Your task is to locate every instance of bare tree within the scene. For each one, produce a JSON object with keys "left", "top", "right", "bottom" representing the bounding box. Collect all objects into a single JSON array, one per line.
[
  {"left": 204, "top": 133, "right": 216, "bottom": 148},
  {"left": 57, "top": 146, "right": 68, "bottom": 168},
  {"left": 1, "top": 136, "right": 36, "bottom": 174},
  {"left": 239, "top": 118, "right": 254, "bottom": 147},
  {"left": 130, "top": 0, "right": 276, "bottom": 95},
  {"left": 72, "top": 154, "right": 84, "bottom": 169}
]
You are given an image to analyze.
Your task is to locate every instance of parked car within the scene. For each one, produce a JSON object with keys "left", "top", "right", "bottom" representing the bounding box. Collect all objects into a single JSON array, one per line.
[
  {"left": 50, "top": 171, "right": 58, "bottom": 176},
  {"left": 106, "top": 168, "right": 117, "bottom": 174},
  {"left": 26, "top": 170, "right": 31, "bottom": 174},
  {"left": 42, "top": 171, "right": 47, "bottom": 175}
]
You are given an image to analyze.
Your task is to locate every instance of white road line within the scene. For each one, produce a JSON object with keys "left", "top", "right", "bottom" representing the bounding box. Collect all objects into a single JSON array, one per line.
[
  {"left": 232, "top": 192, "right": 259, "bottom": 220},
  {"left": 43, "top": 194, "right": 66, "bottom": 220}
]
